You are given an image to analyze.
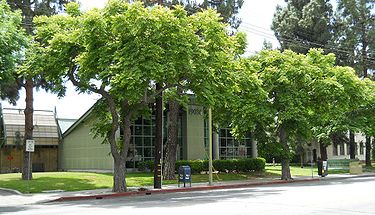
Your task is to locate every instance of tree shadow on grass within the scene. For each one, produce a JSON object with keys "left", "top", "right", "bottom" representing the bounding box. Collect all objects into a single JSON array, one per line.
[{"left": 0, "top": 176, "right": 112, "bottom": 194}]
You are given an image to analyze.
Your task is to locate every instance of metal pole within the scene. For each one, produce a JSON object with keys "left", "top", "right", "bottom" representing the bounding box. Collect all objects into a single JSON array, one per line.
[
  {"left": 154, "top": 83, "right": 163, "bottom": 189},
  {"left": 28, "top": 151, "right": 31, "bottom": 180},
  {"left": 208, "top": 108, "right": 213, "bottom": 186},
  {"left": 310, "top": 149, "right": 313, "bottom": 178},
  {"left": 161, "top": 109, "right": 164, "bottom": 187},
  {"left": 28, "top": 151, "right": 31, "bottom": 193}
]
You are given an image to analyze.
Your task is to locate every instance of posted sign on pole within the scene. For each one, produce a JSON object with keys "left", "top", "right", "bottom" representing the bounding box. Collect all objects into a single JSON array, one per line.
[{"left": 26, "top": 140, "right": 35, "bottom": 152}]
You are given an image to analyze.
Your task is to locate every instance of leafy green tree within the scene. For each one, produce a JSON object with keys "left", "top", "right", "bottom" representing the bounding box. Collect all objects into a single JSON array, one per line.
[
  {"left": 332, "top": 0, "right": 375, "bottom": 77},
  {"left": 271, "top": 0, "right": 336, "bottom": 160},
  {"left": 136, "top": 0, "right": 244, "bottom": 181},
  {"left": 233, "top": 49, "right": 365, "bottom": 180},
  {"left": 5, "top": 0, "right": 73, "bottom": 180},
  {"left": 139, "top": 0, "right": 244, "bottom": 29},
  {"left": 272, "top": 0, "right": 333, "bottom": 54},
  {"left": 0, "top": 0, "right": 27, "bottom": 104},
  {"left": 347, "top": 79, "right": 375, "bottom": 165},
  {"left": 13, "top": 130, "right": 23, "bottom": 149},
  {"left": 363, "top": 81, "right": 375, "bottom": 165},
  {"left": 332, "top": 0, "right": 375, "bottom": 162},
  {"left": 34, "top": 1, "right": 245, "bottom": 192},
  {"left": 271, "top": 0, "right": 372, "bottom": 162},
  {"left": 309, "top": 58, "right": 369, "bottom": 161},
  {"left": 262, "top": 39, "right": 274, "bottom": 50}
]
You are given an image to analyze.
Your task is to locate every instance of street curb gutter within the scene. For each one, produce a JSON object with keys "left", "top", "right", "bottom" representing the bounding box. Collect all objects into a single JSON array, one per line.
[
  {"left": 321, "top": 174, "right": 375, "bottom": 181},
  {"left": 0, "top": 187, "right": 23, "bottom": 195},
  {"left": 51, "top": 178, "right": 320, "bottom": 203}
]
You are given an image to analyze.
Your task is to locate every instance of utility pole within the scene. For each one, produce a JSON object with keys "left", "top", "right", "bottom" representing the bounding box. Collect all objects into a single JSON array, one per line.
[
  {"left": 208, "top": 108, "right": 213, "bottom": 185},
  {"left": 154, "top": 83, "right": 163, "bottom": 189}
]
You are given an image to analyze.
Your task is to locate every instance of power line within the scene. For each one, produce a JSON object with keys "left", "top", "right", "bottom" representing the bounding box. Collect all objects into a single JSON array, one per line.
[{"left": 238, "top": 23, "right": 375, "bottom": 64}]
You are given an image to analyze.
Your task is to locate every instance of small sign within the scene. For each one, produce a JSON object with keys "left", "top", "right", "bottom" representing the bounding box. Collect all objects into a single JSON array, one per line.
[
  {"left": 7, "top": 155, "right": 13, "bottom": 161},
  {"left": 26, "top": 140, "right": 35, "bottom": 152}
]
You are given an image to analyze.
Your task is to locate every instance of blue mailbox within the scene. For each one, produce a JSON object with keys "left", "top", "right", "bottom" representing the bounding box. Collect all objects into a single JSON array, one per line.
[{"left": 178, "top": 166, "right": 192, "bottom": 187}]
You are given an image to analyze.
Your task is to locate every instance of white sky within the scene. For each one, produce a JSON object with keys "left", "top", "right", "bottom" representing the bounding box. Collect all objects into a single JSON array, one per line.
[{"left": 1, "top": 0, "right": 284, "bottom": 119}]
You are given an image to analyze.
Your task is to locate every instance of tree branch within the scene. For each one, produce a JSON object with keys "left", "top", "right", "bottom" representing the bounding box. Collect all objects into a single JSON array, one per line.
[{"left": 67, "top": 64, "right": 121, "bottom": 159}]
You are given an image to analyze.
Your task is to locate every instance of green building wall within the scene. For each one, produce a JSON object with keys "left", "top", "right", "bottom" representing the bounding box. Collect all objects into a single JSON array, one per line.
[
  {"left": 60, "top": 103, "right": 252, "bottom": 171},
  {"left": 59, "top": 115, "right": 113, "bottom": 172},
  {"left": 185, "top": 105, "right": 206, "bottom": 160}
]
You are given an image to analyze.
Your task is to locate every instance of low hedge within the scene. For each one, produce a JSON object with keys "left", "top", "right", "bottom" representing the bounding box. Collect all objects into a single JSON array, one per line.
[{"left": 138, "top": 157, "right": 266, "bottom": 173}]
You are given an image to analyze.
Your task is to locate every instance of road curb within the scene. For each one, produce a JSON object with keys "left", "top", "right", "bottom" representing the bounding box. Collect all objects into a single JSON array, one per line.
[
  {"left": 0, "top": 187, "right": 22, "bottom": 195},
  {"left": 51, "top": 178, "right": 320, "bottom": 203},
  {"left": 321, "top": 173, "right": 375, "bottom": 181}
]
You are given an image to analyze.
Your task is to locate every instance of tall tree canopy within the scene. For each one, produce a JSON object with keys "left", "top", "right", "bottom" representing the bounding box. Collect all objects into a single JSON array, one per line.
[
  {"left": 0, "top": 0, "right": 27, "bottom": 103},
  {"left": 139, "top": 0, "right": 244, "bottom": 29},
  {"left": 34, "top": 0, "right": 246, "bottom": 192},
  {"left": 4, "top": 0, "right": 74, "bottom": 180},
  {"left": 134, "top": 0, "right": 244, "bottom": 181},
  {"left": 331, "top": 0, "right": 374, "bottom": 161},
  {"left": 230, "top": 49, "right": 366, "bottom": 180},
  {"left": 272, "top": 0, "right": 375, "bottom": 163},
  {"left": 332, "top": 0, "right": 375, "bottom": 78},
  {"left": 272, "top": 0, "right": 333, "bottom": 54}
]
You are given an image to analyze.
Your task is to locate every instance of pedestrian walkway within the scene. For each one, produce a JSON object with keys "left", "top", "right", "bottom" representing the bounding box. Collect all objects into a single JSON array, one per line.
[{"left": 1, "top": 173, "right": 374, "bottom": 206}]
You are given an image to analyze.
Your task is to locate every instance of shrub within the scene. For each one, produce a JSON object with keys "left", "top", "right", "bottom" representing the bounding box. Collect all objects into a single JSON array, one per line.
[
  {"left": 176, "top": 160, "right": 207, "bottom": 173},
  {"left": 138, "top": 157, "right": 266, "bottom": 173},
  {"left": 212, "top": 158, "right": 266, "bottom": 172},
  {"left": 252, "top": 157, "right": 266, "bottom": 171},
  {"left": 137, "top": 160, "right": 154, "bottom": 171},
  {"left": 213, "top": 159, "right": 235, "bottom": 172}
]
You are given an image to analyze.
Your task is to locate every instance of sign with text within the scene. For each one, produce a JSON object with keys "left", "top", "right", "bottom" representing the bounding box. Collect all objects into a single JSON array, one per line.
[{"left": 26, "top": 140, "right": 35, "bottom": 152}]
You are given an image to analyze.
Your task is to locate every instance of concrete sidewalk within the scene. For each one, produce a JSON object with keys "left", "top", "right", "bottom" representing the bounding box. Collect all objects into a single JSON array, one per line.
[{"left": 1, "top": 173, "right": 375, "bottom": 206}]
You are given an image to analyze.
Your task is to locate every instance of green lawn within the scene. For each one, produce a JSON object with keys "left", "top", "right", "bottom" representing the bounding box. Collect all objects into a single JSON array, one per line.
[
  {"left": 1, "top": 164, "right": 373, "bottom": 193},
  {"left": 0, "top": 172, "right": 113, "bottom": 193},
  {"left": 266, "top": 165, "right": 319, "bottom": 176},
  {"left": 0, "top": 170, "right": 280, "bottom": 193}
]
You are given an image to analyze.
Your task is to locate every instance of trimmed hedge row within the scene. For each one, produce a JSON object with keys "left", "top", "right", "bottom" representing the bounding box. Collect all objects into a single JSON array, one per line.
[{"left": 138, "top": 157, "right": 266, "bottom": 173}]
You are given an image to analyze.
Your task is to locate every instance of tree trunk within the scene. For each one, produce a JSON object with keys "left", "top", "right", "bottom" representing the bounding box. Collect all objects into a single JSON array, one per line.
[
  {"left": 349, "top": 130, "right": 356, "bottom": 159},
  {"left": 18, "top": 0, "right": 34, "bottom": 181},
  {"left": 279, "top": 126, "right": 292, "bottom": 180},
  {"left": 104, "top": 96, "right": 124, "bottom": 192},
  {"left": 319, "top": 141, "right": 328, "bottom": 161},
  {"left": 361, "top": 23, "right": 368, "bottom": 78},
  {"left": 154, "top": 83, "right": 163, "bottom": 189},
  {"left": 112, "top": 111, "right": 131, "bottom": 192},
  {"left": 22, "top": 79, "right": 33, "bottom": 180},
  {"left": 281, "top": 158, "right": 292, "bottom": 180},
  {"left": 365, "top": 136, "right": 372, "bottom": 167},
  {"left": 112, "top": 156, "right": 126, "bottom": 192},
  {"left": 163, "top": 99, "right": 179, "bottom": 180}
]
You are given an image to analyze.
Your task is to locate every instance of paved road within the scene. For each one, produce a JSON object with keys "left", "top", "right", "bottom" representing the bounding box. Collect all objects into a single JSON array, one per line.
[{"left": 2, "top": 177, "right": 375, "bottom": 215}]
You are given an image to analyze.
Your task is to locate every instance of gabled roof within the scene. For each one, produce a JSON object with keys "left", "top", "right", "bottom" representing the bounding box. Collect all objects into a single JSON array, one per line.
[
  {"left": 57, "top": 118, "right": 77, "bottom": 134},
  {"left": 62, "top": 104, "right": 95, "bottom": 137},
  {"left": 62, "top": 93, "right": 200, "bottom": 137},
  {"left": 0, "top": 107, "right": 60, "bottom": 146},
  {"left": 2, "top": 108, "right": 59, "bottom": 139}
]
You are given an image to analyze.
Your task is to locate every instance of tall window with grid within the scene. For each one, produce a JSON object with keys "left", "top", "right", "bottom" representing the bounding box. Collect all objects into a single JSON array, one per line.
[{"left": 218, "top": 128, "right": 252, "bottom": 159}]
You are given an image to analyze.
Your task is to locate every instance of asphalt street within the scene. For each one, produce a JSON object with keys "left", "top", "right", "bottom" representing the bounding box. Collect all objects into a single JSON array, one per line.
[{"left": 1, "top": 176, "right": 375, "bottom": 215}]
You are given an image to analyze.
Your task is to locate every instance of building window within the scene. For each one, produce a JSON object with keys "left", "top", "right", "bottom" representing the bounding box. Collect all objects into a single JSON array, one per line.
[
  {"left": 339, "top": 143, "right": 345, "bottom": 155},
  {"left": 124, "top": 113, "right": 183, "bottom": 168},
  {"left": 333, "top": 143, "right": 338, "bottom": 156},
  {"left": 355, "top": 143, "right": 358, "bottom": 155},
  {"left": 218, "top": 128, "right": 252, "bottom": 159},
  {"left": 359, "top": 142, "right": 364, "bottom": 155},
  {"left": 346, "top": 143, "right": 350, "bottom": 155}
]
